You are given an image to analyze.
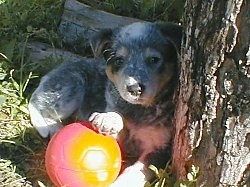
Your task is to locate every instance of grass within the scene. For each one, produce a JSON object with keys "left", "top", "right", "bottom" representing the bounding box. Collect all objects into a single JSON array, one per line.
[
  {"left": 80, "top": 0, "right": 184, "bottom": 22},
  {"left": 0, "top": 0, "right": 185, "bottom": 186},
  {"left": 0, "top": 0, "right": 64, "bottom": 186}
]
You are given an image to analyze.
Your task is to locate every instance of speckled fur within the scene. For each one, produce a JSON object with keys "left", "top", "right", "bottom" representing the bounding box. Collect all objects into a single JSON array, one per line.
[{"left": 29, "top": 22, "right": 182, "bottom": 186}]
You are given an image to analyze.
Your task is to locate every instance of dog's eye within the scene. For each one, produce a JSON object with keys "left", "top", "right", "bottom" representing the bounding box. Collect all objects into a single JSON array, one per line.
[
  {"left": 114, "top": 57, "right": 124, "bottom": 67},
  {"left": 148, "top": 57, "right": 161, "bottom": 64}
]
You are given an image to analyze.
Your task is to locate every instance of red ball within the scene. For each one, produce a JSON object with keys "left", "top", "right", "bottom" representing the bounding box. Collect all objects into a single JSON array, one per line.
[{"left": 45, "top": 122, "right": 122, "bottom": 187}]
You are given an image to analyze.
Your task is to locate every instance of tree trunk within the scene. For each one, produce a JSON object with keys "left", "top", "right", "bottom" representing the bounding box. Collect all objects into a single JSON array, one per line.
[{"left": 172, "top": 0, "right": 250, "bottom": 186}]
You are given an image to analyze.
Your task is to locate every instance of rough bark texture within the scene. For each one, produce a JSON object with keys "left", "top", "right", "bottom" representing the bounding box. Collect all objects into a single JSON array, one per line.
[{"left": 172, "top": 0, "right": 250, "bottom": 186}]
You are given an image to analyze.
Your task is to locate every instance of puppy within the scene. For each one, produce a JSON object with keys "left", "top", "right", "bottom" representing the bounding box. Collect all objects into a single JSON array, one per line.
[{"left": 28, "top": 22, "right": 182, "bottom": 186}]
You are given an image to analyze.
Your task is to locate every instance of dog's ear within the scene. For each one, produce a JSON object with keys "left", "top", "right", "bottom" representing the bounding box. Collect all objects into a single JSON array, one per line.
[
  {"left": 156, "top": 22, "right": 183, "bottom": 52},
  {"left": 89, "top": 29, "right": 113, "bottom": 58}
]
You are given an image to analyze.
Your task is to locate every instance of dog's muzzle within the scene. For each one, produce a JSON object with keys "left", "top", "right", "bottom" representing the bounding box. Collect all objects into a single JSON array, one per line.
[
  {"left": 125, "top": 76, "right": 145, "bottom": 98},
  {"left": 126, "top": 82, "right": 144, "bottom": 97}
]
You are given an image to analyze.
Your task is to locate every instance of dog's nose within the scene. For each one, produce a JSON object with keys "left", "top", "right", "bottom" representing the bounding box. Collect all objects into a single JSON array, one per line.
[{"left": 126, "top": 82, "right": 144, "bottom": 97}]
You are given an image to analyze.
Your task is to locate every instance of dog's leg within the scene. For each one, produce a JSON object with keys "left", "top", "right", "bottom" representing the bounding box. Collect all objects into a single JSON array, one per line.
[
  {"left": 28, "top": 102, "right": 63, "bottom": 138},
  {"left": 109, "top": 161, "right": 147, "bottom": 187},
  {"left": 29, "top": 71, "right": 85, "bottom": 138}
]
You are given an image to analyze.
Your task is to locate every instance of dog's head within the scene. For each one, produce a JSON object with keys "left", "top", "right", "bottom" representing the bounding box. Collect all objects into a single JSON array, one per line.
[{"left": 90, "top": 22, "right": 182, "bottom": 106}]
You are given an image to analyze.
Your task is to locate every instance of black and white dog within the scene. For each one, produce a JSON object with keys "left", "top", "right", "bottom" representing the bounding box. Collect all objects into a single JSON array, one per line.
[{"left": 29, "top": 22, "right": 182, "bottom": 186}]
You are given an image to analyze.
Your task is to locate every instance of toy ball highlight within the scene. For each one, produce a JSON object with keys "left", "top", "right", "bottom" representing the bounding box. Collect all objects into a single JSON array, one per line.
[{"left": 45, "top": 122, "right": 122, "bottom": 187}]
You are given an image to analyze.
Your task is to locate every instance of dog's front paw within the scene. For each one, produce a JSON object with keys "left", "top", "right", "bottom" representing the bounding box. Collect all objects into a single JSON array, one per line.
[
  {"left": 29, "top": 102, "right": 63, "bottom": 138},
  {"left": 89, "top": 112, "right": 123, "bottom": 137}
]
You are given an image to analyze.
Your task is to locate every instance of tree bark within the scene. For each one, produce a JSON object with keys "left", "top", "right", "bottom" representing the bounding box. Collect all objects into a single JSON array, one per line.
[{"left": 172, "top": 0, "right": 250, "bottom": 186}]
